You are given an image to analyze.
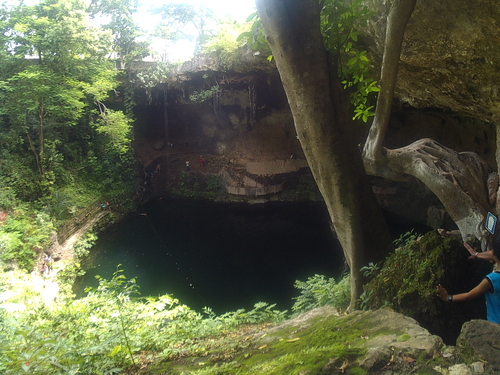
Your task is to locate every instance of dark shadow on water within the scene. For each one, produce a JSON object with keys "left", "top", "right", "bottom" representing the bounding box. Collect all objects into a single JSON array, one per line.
[{"left": 74, "top": 199, "right": 345, "bottom": 314}]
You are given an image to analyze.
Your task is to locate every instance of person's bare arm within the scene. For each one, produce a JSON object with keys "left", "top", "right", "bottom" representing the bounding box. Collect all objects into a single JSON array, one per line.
[
  {"left": 437, "top": 279, "right": 491, "bottom": 302},
  {"left": 463, "top": 242, "right": 494, "bottom": 261}
]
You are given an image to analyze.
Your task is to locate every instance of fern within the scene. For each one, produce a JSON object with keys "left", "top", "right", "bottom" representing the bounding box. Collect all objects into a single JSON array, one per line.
[{"left": 292, "top": 274, "right": 350, "bottom": 313}]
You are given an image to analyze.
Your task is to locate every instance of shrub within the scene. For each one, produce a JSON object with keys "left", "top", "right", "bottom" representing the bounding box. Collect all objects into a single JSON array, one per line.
[
  {"left": 0, "top": 268, "right": 288, "bottom": 374},
  {"left": 292, "top": 273, "right": 350, "bottom": 314},
  {"left": 363, "top": 231, "right": 449, "bottom": 310},
  {"left": 0, "top": 207, "right": 53, "bottom": 270}
]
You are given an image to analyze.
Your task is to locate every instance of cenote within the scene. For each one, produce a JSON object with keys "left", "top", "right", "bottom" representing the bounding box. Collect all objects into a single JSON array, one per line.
[
  {"left": 75, "top": 200, "right": 345, "bottom": 313},
  {"left": 75, "top": 199, "right": 430, "bottom": 313}
]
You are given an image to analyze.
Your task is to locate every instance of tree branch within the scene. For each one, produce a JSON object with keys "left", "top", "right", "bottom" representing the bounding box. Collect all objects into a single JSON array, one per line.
[
  {"left": 363, "top": 0, "right": 417, "bottom": 170},
  {"left": 26, "top": 128, "right": 43, "bottom": 178}
]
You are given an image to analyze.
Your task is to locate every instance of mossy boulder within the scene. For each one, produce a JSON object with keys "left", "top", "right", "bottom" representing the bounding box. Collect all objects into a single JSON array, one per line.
[
  {"left": 364, "top": 230, "right": 492, "bottom": 344},
  {"left": 139, "top": 307, "right": 489, "bottom": 375},
  {"left": 456, "top": 319, "right": 500, "bottom": 374}
]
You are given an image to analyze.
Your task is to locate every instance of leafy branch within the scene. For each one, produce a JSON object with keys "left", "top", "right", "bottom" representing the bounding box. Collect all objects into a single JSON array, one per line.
[{"left": 239, "top": 1, "right": 379, "bottom": 122}]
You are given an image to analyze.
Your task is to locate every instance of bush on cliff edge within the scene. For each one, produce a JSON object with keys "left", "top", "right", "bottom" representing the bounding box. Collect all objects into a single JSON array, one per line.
[{"left": 363, "top": 230, "right": 492, "bottom": 344}]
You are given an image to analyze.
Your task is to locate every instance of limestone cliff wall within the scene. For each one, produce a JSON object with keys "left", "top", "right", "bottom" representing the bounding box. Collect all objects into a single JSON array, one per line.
[
  {"left": 132, "top": 3, "right": 500, "bottom": 228},
  {"left": 364, "top": 0, "right": 500, "bottom": 125}
]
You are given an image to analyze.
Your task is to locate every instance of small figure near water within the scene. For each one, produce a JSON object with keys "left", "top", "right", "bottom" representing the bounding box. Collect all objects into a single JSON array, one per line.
[
  {"left": 199, "top": 155, "right": 204, "bottom": 167},
  {"left": 41, "top": 262, "right": 49, "bottom": 277},
  {"left": 437, "top": 238, "right": 500, "bottom": 324},
  {"left": 41, "top": 253, "right": 53, "bottom": 277}
]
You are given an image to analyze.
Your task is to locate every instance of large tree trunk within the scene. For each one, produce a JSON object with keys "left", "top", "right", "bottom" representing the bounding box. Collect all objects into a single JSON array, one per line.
[
  {"left": 256, "top": 0, "right": 393, "bottom": 308},
  {"left": 362, "top": 0, "right": 496, "bottom": 250}
]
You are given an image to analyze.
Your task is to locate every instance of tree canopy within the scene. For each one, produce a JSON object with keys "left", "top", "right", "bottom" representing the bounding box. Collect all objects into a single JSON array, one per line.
[{"left": 0, "top": 0, "right": 138, "bottom": 269}]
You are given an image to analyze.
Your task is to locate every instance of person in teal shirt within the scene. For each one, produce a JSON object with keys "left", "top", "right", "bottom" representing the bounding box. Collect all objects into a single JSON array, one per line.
[{"left": 437, "top": 241, "right": 500, "bottom": 324}]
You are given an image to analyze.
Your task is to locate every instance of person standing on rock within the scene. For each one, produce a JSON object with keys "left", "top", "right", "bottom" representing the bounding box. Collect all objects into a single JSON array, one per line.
[
  {"left": 41, "top": 262, "right": 48, "bottom": 277},
  {"left": 437, "top": 238, "right": 500, "bottom": 324}
]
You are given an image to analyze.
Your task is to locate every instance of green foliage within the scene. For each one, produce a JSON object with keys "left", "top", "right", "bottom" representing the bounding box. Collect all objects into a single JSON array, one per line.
[
  {"left": 360, "top": 261, "right": 381, "bottom": 279},
  {"left": 191, "top": 313, "right": 369, "bottom": 375},
  {"left": 237, "top": 12, "right": 273, "bottom": 60},
  {"left": 280, "top": 173, "right": 322, "bottom": 201},
  {"left": 357, "top": 230, "right": 422, "bottom": 310},
  {"left": 72, "top": 231, "right": 97, "bottom": 259},
  {"left": 0, "top": 268, "right": 287, "bottom": 374},
  {"left": 292, "top": 273, "right": 351, "bottom": 313},
  {"left": 202, "top": 20, "right": 249, "bottom": 52},
  {"left": 89, "top": 0, "right": 149, "bottom": 70},
  {"left": 393, "top": 228, "right": 420, "bottom": 248},
  {"left": 136, "top": 63, "right": 175, "bottom": 90},
  {"left": 241, "top": 2, "right": 379, "bottom": 121},
  {"left": 89, "top": 0, "right": 149, "bottom": 118},
  {"left": 6, "top": 66, "right": 85, "bottom": 126},
  {"left": 206, "top": 174, "right": 223, "bottom": 193},
  {"left": 0, "top": 0, "right": 136, "bottom": 268},
  {"left": 152, "top": 3, "right": 216, "bottom": 54},
  {"left": 0, "top": 207, "right": 54, "bottom": 270},
  {"left": 358, "top": 289, "right": 374, "bottom": 311},
  {"left": 42, "top": 190, "right": 75, "bottom": 221},
  {"left": 80, "top": 147, "right": 135, "bottom": 205},
  {"left": 321, "top": 0, "right": 379, "bottom": 122},
  {"left": 168, "top": 172, "right": 225, "bottom": 200},
  {"left": 213, "top": 301, "right": 287, "bottom": 326},
  {"left": 94, "top": 109, "right": 133, "bottom": 155},
  {"left": 0, "top": 325, "right": 82, "bottom": 375},
  {"left": 0, "top": 178, "right": 18, "bottom": 211},
  {"left": 363, "top": 231, "right": 449, "bottom": 310},
  {"left": 190, "top": 85, "right": 219, "bottom": 103},
  {"left": 0, "top": 128, "right": 44, "bottom": 201},
  {"left": 200, "top": 19, "right": 254, "bottom": 68},
  {"left": 87, "top": 267, "right": 140, "bottom": 369}
]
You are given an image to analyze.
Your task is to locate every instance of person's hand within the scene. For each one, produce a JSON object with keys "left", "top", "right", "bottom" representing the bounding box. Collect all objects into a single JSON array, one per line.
[
  {"left": 436, "top": 284, "right": 449, "bottom": 302},
  {"left": 463, "top": 242, "right": 478, "bottom": 260}
]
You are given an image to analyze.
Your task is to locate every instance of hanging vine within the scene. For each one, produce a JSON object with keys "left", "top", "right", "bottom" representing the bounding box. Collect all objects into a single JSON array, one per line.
[
  {"left": 248, "top": 81, "right": 256, "bottom": 130},
  {"left": 163, "top": 87, "right": 169, "bottom": 144},
  {"left": 212, "top": 76, "right": 221, "bottom": 117}
]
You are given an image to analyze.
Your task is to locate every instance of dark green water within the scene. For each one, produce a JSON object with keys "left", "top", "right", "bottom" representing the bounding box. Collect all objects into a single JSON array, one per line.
[{"left": 75, "top": 200, "right": 344, "bottom": 313}]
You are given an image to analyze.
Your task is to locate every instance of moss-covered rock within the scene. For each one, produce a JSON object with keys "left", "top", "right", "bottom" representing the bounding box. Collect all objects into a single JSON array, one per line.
[
  {"left": 456, "top": 319, "right": 500, "bottom": 374},
  {"left": 135, "top": 307, "right": 473, "bottom": 375}
]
